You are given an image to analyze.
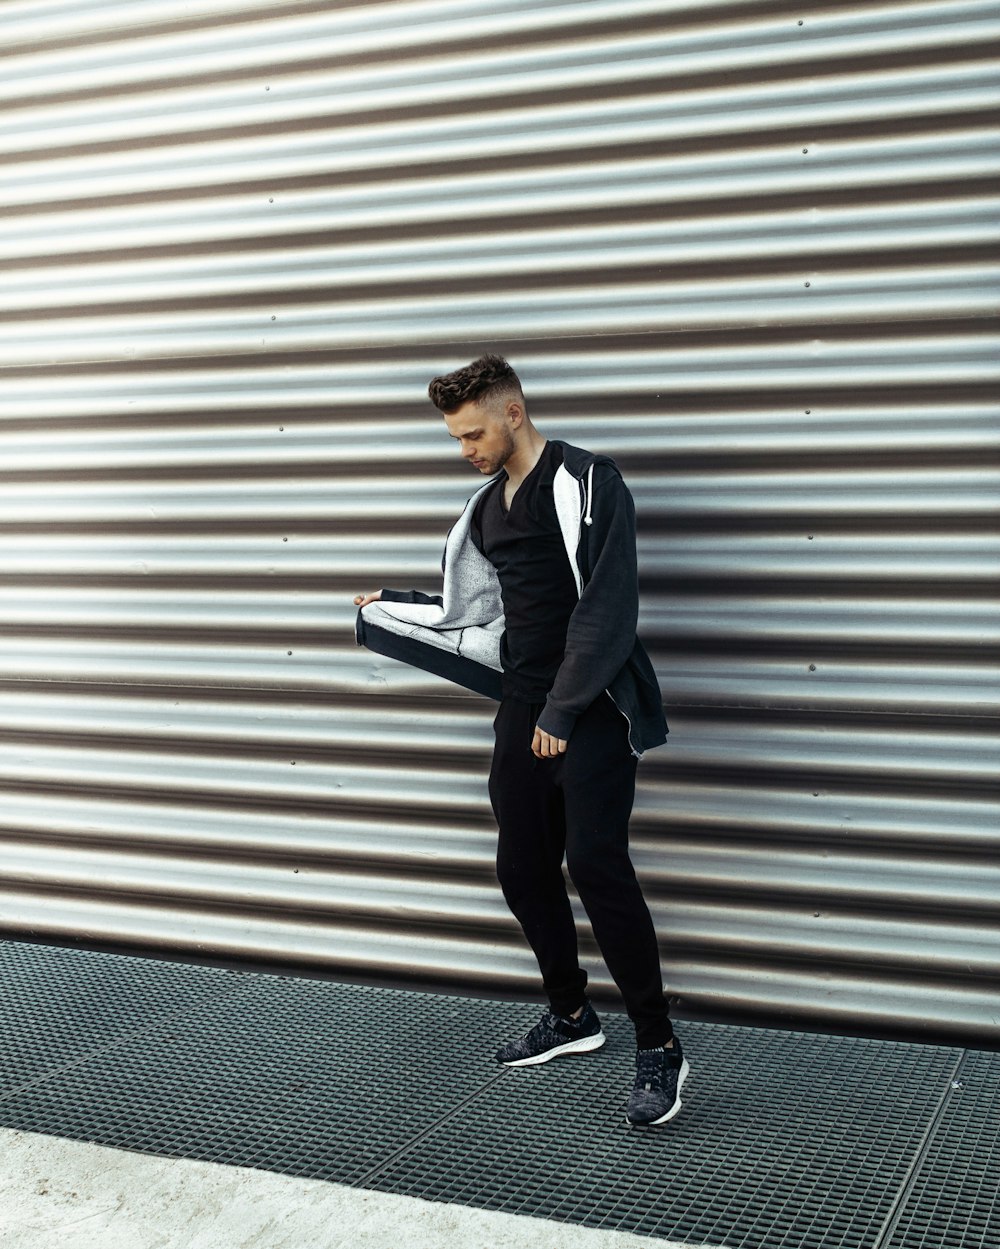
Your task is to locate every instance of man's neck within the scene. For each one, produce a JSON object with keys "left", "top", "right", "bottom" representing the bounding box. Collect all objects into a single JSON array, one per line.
[{"left": 504, "top": 430, "right": 548, "bottom": 494}]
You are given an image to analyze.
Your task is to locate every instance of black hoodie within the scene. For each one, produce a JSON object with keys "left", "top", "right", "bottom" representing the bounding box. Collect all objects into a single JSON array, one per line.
[{"left": 356, "top": 440, "right": 668, "bottom": 757}]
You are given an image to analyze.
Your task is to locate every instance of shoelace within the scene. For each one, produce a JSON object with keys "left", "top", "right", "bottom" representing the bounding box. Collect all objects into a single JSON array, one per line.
[
  {"left": 520, "top": 1014, "right": 562, "bottom": 1045},
  {"left": 635, "top": 1050, "right": 670, "bottom": 1092}
]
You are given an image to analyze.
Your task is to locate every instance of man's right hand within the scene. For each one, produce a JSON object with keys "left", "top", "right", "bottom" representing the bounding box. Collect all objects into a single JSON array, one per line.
[{"left": 353, "top": 591, "right": 382, "bottom": 608}]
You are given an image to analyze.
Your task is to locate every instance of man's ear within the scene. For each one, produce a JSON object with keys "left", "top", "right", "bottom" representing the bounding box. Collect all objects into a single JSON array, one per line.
[{"left": 506, "top": 400, "right": 526, "bottom": 429}]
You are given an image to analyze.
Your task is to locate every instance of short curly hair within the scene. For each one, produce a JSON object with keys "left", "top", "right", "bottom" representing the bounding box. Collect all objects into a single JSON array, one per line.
[{"left": 428, "top": 354, "right": 524, "bottom": 414}]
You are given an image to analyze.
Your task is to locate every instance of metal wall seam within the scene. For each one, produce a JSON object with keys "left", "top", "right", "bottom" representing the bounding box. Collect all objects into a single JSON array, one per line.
[{"left": 0, "top": 0, "right": 998, "bottom": 1042}]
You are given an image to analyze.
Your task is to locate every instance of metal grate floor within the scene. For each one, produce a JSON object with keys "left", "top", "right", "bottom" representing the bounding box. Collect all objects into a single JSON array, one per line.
[
  {"left": 0, "top": 940, "right": 996, "bottom": 1249},
  {"left": 883, "top": 1050, "right": 1000, "bottom": 1249}
]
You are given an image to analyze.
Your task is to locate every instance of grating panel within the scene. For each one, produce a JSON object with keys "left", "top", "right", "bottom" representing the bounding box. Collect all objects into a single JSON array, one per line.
[
  {"left": 886, "top": 1050, "right": 1000, "bottom": 1249},
  {"left": 0, "top": 938, "right": 245, "bottom": 1094},
  {"left": 366, "top": 1020, "right": 960, "bottom": 1249},
  {"left": 0, "top": 943, "right": 527, "bottom": 1183}
]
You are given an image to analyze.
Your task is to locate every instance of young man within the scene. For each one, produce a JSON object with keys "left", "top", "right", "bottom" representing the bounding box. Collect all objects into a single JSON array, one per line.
[{"left": 354, "top": 355, "right": 688, "bottom": 1126}]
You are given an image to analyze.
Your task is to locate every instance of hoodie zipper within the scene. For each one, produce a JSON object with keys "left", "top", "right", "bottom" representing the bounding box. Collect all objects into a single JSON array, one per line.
[
  {"left": 559, "top": 454, "right": 642, "bottom": 756},
  {"left": 606, "top": 688, "right": 642, "bottom": 760}
]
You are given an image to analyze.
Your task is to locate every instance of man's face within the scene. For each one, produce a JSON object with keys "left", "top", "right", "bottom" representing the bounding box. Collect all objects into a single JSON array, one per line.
[{"left": 443, "top": 400, "right": 516, "bottom": 475}]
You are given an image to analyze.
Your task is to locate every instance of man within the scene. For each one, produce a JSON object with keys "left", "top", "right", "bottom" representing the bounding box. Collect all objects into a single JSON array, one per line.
[{"left": 354, "top": 355, "right": 688, "bottom": 1126}]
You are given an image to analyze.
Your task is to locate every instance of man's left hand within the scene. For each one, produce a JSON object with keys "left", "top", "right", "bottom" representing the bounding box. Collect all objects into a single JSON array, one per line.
[{"left": 532, "top": 727, "right": 568, "bottom": 759}]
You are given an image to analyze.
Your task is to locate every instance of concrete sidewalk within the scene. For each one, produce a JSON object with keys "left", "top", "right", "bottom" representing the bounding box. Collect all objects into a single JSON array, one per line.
[
  {"left": 0, "top": 940, "right": 996, "bottom": 1249},
  {"left": 2, "top": 1129, "right": 703, "bottom": 1249}
]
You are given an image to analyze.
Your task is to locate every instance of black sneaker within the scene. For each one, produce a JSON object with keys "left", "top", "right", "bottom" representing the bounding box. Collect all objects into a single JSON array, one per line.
[
  {"left": 626, "top": 1036, "right": 689, "bottom": 1125},
  {"left": 495, "top": 1003, "right": 606, "bottom": 1067}
]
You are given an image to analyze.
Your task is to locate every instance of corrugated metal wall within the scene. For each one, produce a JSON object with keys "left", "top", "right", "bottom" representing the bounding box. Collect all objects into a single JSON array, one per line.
[{"left": 1, "top": 0, "right": 998, "bottom": 1042}]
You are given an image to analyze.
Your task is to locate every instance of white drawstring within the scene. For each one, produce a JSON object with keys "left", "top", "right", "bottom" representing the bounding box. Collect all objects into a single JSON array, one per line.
[{"left": 583, "top": 462, "right": 594, "bottom": 526}]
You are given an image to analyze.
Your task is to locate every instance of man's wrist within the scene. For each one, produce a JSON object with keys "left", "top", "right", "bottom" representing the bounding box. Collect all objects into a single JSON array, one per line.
[{"left": 535, "top": 704, "right": 577, "bottom": 742}]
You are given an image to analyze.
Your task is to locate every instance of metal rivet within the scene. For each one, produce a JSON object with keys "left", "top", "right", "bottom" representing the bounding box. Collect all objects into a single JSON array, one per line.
[
  {"left": 282, "top": 537, "right": 288, "bottom": 542},
  {"left": 287, "top": 650, "right": 293, "bottom": 656},
  {"left": 798, "top": 19, "right": 804, "bottom": 24},
  {"left": 804, "top": 281, "right": 811, "bottom": 287},
  {"left": 271, "top": 315, "right": 276, "bottom": 321},
  {"left": 802, "top": 148, "right": 809, "bottom": 154},
  {"left": 809, "top": 664, "right": 817, "bottom": 671}
]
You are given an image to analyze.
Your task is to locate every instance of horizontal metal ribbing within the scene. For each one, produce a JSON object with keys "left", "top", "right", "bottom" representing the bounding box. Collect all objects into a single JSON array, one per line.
[{"left": 1, "top": 0, "right": 998, "bottom": 1042}]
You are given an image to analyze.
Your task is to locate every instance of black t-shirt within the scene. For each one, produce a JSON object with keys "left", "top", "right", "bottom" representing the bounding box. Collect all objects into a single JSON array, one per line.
[{"left": 470, "top": 441, "right": 579, "bottom": 702}]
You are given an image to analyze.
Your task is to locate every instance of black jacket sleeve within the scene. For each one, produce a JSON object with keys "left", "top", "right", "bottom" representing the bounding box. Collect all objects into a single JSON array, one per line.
[{"left": 535, "top": 465, "right": 639, "bottom": 740}]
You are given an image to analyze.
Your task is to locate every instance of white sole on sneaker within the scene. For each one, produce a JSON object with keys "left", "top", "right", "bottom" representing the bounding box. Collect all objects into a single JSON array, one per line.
[
  {"left": 626, "top": 1057, "right": 690, "bottom": 1126},
  {"left": 501, "top": 1030, "right": 606, "bottom": 1067}
]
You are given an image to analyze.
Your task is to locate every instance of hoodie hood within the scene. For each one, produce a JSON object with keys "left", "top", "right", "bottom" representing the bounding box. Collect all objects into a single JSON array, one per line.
[{"left": 549, "top": 441, "right": 620, "bottom": 532}]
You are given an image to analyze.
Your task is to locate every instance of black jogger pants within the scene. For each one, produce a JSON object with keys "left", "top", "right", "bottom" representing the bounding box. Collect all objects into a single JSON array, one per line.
[{"left": 489, "top": 692, "right": 673, "bottom": 1049}]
